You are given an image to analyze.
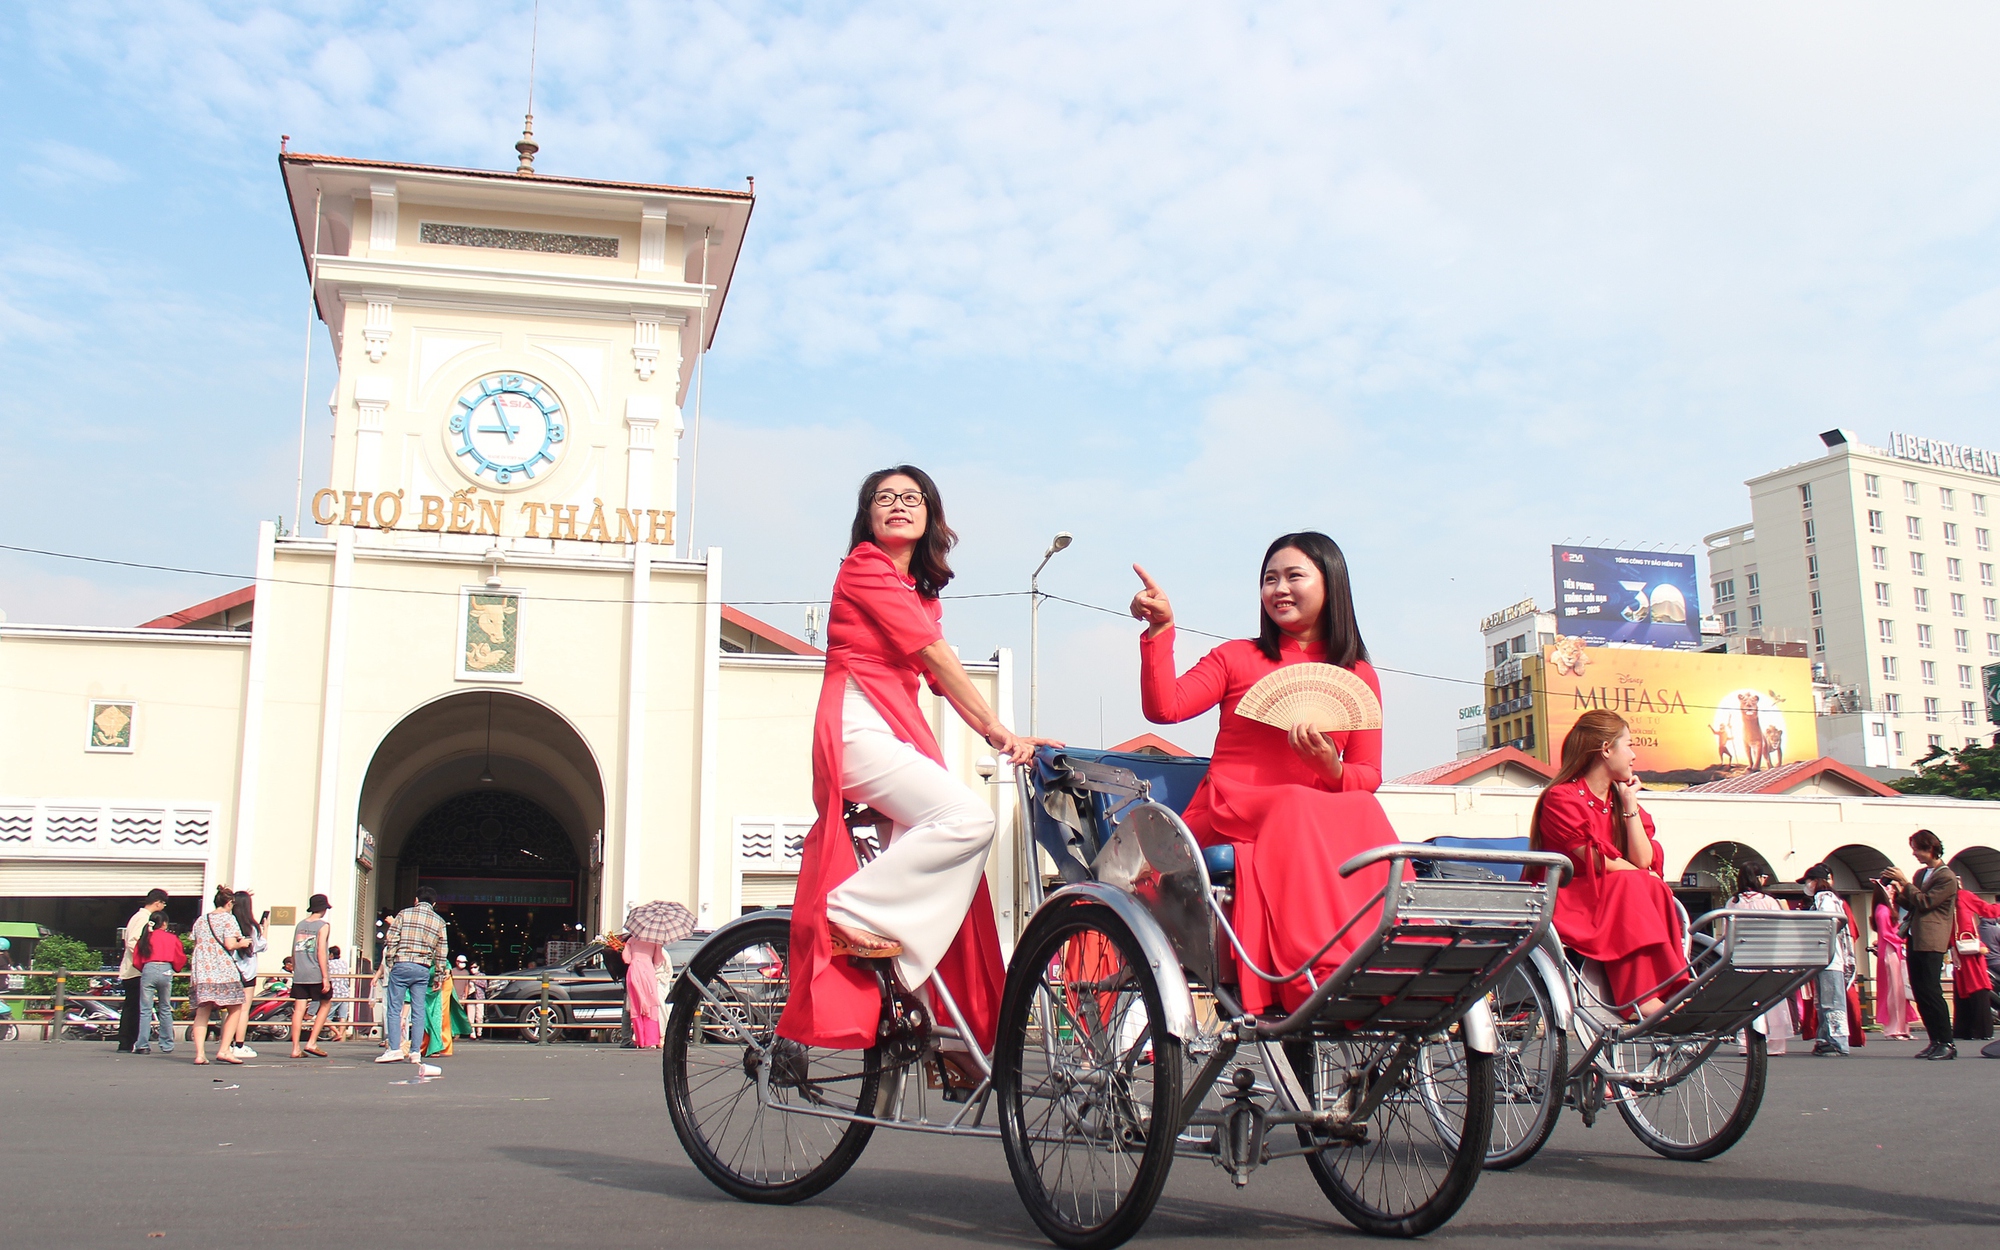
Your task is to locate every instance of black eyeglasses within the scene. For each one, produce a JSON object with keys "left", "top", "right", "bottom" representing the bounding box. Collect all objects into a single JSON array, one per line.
[{"left": 872, "top": 490, "right": 926, "bottom": 509}]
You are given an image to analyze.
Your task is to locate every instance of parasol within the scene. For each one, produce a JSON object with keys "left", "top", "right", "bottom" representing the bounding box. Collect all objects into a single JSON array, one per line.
[{"left": 624, "top": 900, "right": 696, "bottom": 945}]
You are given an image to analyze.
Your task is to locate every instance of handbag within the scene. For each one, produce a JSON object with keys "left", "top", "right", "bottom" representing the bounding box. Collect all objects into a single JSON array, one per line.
[{"left": 1955, "top": 931, "right": 1984, "bottom": 957}]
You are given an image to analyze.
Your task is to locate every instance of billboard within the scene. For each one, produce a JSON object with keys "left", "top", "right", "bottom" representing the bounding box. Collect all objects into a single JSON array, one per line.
[
  {"left": 1552, "top": 545, "right": 1702, "bottom": 650},
  {"left": 1541, "top": 644, "right": 1818, "bottom": 787}
]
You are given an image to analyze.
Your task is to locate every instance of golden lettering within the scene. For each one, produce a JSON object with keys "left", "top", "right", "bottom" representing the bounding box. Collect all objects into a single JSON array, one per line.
[
  {"left": 311, "top": 489, "right": 340, "bottom": 527},
  {"left": 581, "top": 498, "right": 610, "bottom": 543},
  {"left": 449, "top": 489, "right": 477, "bottom": 534},
  {"left": 373, "top": 489, "right": 404, "bottom": 529},
  {"left": 520, "top": 501, "right": 547, "bottom": 538},
  {"left": 614, "top": 508, "right": 642, "bottom": 543},
  {"left": 419, "top": 495, "right": 445, "bottom": 531},
  {"left": 548, "top": 503, "right": 580, "bottom": 541},
  {"left": 647, "top": 509, "right": 674, "bottom": 546},
  {"left": 477, "top": 497, "right": 504, "bottom": 536},
  {"left": 342, "top": 491, "right": 373, "bottom": 528}
]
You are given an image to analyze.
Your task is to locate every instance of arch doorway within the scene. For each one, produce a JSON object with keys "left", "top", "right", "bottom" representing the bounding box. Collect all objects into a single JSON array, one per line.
[{"left": 357, "top": 691, "right": 605, "bottom": 972}]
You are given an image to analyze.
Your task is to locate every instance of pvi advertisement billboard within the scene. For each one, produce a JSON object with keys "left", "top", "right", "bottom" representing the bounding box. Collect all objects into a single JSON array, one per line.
[
  {"left": 1552, "top": 545, "right": 1702, "bottom": 650},
  {"left": 1542, "top": 644, "right": 1818, "bottom": 787}
]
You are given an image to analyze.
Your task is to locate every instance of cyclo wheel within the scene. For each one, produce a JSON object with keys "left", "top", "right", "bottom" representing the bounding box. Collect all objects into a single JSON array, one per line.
[
  {"left": 1611, "top": 1028, "right": 1766, "bottom": 1161},
  {"left": 1416, "top": 961, "right": 1565, "bottom": 1171},
  {"left": 1298, "top": 1029, "right": 1494, "bottom": 1238},
  {"left": 662, "top": 914, "right": 882, "bottom": 1203},
  {"left": 996, "top": 900, "right": 1183, "bottom": 1250}
]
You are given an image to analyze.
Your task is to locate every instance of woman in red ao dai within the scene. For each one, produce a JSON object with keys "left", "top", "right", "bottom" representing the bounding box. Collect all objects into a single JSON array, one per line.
[{"left": 1129, "top": 532, "right": 1399, "bottom": 1015}]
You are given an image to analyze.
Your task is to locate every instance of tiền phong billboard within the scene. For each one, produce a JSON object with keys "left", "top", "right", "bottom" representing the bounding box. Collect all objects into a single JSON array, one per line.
[
  {"left": 1552, "top": 545, "right": 1701, "bottom": 650},
  {"left": 1541, "top": 644, "right": 1817, "bottom": 787}
]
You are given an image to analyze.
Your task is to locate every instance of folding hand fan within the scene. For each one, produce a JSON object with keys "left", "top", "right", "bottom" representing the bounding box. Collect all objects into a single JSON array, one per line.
[{"left": 1235, "top": 662, "right": 1382, "bottom": 733}]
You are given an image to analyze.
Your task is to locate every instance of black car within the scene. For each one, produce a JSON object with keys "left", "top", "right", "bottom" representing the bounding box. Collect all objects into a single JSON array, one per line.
[{"left": 482, "top": 936, "right": 711, "bottom": 1042}]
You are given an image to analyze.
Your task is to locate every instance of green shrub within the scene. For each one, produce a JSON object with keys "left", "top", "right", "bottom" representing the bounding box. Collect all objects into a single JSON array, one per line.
[{"left": 26, "top": 933, "right": 98, "bottom": 1000}]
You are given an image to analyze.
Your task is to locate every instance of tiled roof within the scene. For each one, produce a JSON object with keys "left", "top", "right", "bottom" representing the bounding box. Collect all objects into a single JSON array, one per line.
[
  {"left": 720, "top": 605, "right": 821, "bottom": 656},
  {"left": 1108, "top": 732, "right": 1195, "bottom": 757},
  {"left": 138, "top": 585, "right": 255, "bottom": 630},
  {"left": 1391, "top": 746, "right": 1555, "bottom": 787},
  {"left": 1680, "top": 757, "right": 1899, "bottom": 797}
]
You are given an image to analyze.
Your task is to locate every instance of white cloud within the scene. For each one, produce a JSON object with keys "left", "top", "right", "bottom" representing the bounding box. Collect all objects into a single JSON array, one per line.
[{"left": 18, "top": 139, "right": 130, "bottom": 189}]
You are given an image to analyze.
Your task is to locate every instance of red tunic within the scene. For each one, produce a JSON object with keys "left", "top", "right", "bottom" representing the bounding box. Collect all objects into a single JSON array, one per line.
[
  {"left": 1532, "top": 781, "right": 1688, "bottom": 1010},
  {"left": 776, "top": 543, "right": 1006, "bottom": 1052},
  {"left": 1953, "top": 892, "right": 2000, "bottom": 997},
  {"left": 1140, "top": 628, "right": 1396, "bottom": 1015}
]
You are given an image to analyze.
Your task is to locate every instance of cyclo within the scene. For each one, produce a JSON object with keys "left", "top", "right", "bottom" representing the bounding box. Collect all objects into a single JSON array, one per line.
[
  {"left": 663, "top": 746, "right": 1571, "bottom": 1247},
  {"left": 1435, "top": 859, "right": 1839, "bottom": 1170}
]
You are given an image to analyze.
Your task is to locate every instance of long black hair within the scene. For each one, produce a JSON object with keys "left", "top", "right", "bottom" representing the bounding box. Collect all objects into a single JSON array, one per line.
[
  {"left": 1256, "top": 531, "right": 1368, "bottom": 667},
  {"left": 848, "top": 465, "right": 958, "bottom": 599}
]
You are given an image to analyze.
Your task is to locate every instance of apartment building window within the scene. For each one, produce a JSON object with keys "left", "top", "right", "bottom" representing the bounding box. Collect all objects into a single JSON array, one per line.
[
  {"left": 1803, "top": 519, "right": 1816, "bottom": 545},
  {"left": 1907, "top": 516, "right": 1923, "bottom": 541},
  {"left": 1941, "top": 488, "right": 1955, "bottom": 510},
  {"left": 1985, "top": 563, "right": 1996, "bottom": 586},
  {"left": 1952, "top": 593, "right": 1967, "bottom": 617},
  {"left": 1879, "top": 618, "right": 1896, "bottom": 644},
  {"left": 1904, "top": 481, "right": 1921, "bottom": 503},
  {"left": 1921, "top": 660, "right": 1937, "bottom": 685},
  {"left": 1895, "top": 731, "right": 1906, "bottom": 753},
  {"left": 1917, "top": 623, "right": 1933, "bottom": 648},
  {"left": 1721, "top": 610, "right": 1738, "bottom": 633},
  {"left": 1808, "top": 555, "right": 1820, "bottom": 579},
  {"left": 1868, "top": 510, "right": 1884, "bottom": 534},
  {"left": 1948, "top": 558, "right": 1963, "bottom": 581},
  {"left": 1925, "top": 697, "right": 1940, "bottom": 720},
  {"left": 1811, "top": 590, "right": 1823, "bottom": 617},
  {"left": 1976, "top": 493, "right": 1989, "bottom": 515},
  {"left": 1956, "top": 628, "right": 1971, "bottom": 652},
  {"left": 1746, "top": 572, "right": 1760, "bottom": 596},
  {"left": 1915, "top": 587, "right": 1930, "bottom": 611},
  {"left": 1799, "top": 482, "right": 1813, "bottom": 507},
  {"left": 1813, "top": 626, "right": 1826, "bottom": 652},
  {"left": 1989, "top": 633, "right": 2000, "bottom": 655},
  {"left": 1864, "top": 474, "right": 1880, "bottom": 497},
  {"left": 1961, "top": 665, "right": 1976, "bottom": 689},
  {"left": 1928, "top": 734, "right": 1943, "bottom": 750},
  {"left": 1749, "top": 604, "right": 1763, "bottom": 628},
  {"left": 1988, "top": 597, "right": 1999, "bottom": 621},
  {"left": 1876, "top": 582, "right": 1893, "bottom": 606},
  {"left": 1872, "top": 546, "right": 1888, "bottom": 570},
  {"left": 1713, "top": 578, "right": 1735, "bottom": 603},
  {"left": 1911, "top": 552, "right": 1927, "bottom": 577},
  {"left": 1882, "top": 655, "right": 1899, "bottom": 680},
  {"left": 1964, "top": 700, "right": 1979, "bottom": 723},
  {"left": 1944, "top": 522, "right": 1960, "bottom": 547},
  {"left": 1884, "top": 693, "right": 1901, "bottom": 713},
  {"left": 1980, "top": 528, "right": 1992, "bottom": 551}
]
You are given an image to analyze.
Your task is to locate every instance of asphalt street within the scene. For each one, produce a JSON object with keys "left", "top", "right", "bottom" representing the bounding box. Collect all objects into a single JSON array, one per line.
[{"left": 2, "top": 1035, "right": 1994, "bottom": 1249}]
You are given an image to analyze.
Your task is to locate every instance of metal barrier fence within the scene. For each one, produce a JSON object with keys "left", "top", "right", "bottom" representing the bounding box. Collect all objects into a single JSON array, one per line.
[{"left": 0, "top": 971, "right": 627, "bottom": 1043}]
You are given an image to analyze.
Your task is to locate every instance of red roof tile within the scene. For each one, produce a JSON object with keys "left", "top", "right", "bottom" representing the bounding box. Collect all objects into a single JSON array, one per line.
[
  {"left": 1108, "top": 732, "right": 1195, "bottom": 757},
  {"left": 138, "top": 585, "right": 255, "bottom": 630},
  {"left": 1679, "top": 757, "right": 1899, "bottom": 797},
  {"left": 1391, "top": 746, "right": 1555, "bottom": 787}
]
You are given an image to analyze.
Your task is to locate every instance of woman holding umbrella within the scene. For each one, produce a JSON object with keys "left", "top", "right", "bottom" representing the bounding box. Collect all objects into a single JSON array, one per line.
[{"left": 624, "top": 900, "right": 694, "bottom": 1049}]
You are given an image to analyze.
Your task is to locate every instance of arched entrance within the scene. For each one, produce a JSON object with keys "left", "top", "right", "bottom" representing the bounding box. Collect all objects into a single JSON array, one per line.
[{"left": 357, "top": 692, "right": 605, "bottom": 971}]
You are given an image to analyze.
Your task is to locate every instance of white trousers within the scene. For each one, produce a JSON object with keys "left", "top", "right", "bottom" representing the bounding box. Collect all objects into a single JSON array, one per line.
[{"left": 825, "top": 680, "right": 996, "bottom": 991}]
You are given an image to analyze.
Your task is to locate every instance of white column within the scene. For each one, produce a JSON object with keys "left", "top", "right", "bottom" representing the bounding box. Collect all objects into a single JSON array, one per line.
[
  {"left": 229, "top": 521, "right": 278, "bottom": 888},
  {"left": 638, "top": 202, "right": 669, "bottom": 274},
  {"left": 309, "top": 526, "right": 356, "bottom": 897},
  {"left": 368, "top": 180, "right": 398, "bottom": 252},
  {"left": 990, "top": 646, "right": 1023, "bottom": 948},
  {"left": 618, "top": 396, "right": 659, "bottom": 920},
  {"left": 353, "top": 376, "right": 390, "bottom": 495},
  {"left": 694, "top": 548, "right": 724, "bottom": 925},
  {"left": 361, "top": 293, "right": 395, "bottom": 363}
]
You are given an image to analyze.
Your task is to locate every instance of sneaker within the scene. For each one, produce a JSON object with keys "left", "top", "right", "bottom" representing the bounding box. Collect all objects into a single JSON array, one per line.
[
  {"left": 375, "top": 1049, "right": 409, "bottom": 1064},
  {"left": 159, "top": 1046, "right": 175, "bottom": 1054},
  {"left": 231, "top": 1045, "right": 256, "bottom": 1059},
  {"left": 132, "top": 1047, "right": 151, "bottom": 1055}
]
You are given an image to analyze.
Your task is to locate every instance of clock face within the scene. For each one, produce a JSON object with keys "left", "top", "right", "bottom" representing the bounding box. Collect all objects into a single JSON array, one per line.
[{"left": 449, "top": 373, "right": 566, "bottom": 486}]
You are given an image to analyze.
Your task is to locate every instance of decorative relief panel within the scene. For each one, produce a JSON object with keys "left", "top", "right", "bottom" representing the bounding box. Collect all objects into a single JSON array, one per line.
[
  {"left": 0, "top": 801, "right": 216, "bottom": 858},
  {"left": 419, "top": 222, "right": 619, "bottom": 258}
]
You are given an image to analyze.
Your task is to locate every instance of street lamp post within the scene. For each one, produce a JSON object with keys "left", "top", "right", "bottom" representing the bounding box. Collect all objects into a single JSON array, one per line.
[{"left": 1029, "top": 532, "right": 1074, "bottom": 737}]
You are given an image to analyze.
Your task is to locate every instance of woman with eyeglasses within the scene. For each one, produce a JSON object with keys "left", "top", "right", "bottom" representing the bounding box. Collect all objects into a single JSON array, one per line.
[{"left": 778, "top": 466, "right": 1055, "bottom": 1059}]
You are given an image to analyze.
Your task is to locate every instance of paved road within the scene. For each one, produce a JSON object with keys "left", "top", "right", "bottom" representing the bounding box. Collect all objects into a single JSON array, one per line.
[{"left": 1, "top": 1035, "right": 1993, "bottom": 1248}]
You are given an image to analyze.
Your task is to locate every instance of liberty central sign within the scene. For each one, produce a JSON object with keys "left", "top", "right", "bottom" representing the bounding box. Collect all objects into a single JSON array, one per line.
[{"left": 1887, "top": 431, "right": 2000, "bottom": 478}]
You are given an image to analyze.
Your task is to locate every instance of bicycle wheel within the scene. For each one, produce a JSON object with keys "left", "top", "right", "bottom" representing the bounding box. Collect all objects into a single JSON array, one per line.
[
  {"left": 997, "top": 901, "right": 1183, "bottom": 1250},
  {"left": 1300, "top": 1030, "right": 1493, "bottom": 1238},
  {"left": 1416, "top": 962, "right": 1564, "bottom": 1171},
  {"left": 662, "top": 915, "right": 881, "bottom": 1203},
  {"left": 1612, "top": 1029, "right": 1766, "bottom": 1161}
]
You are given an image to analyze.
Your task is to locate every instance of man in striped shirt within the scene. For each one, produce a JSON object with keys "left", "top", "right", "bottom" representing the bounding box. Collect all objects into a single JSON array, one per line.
[{"left": 376, "top": 886, "right": 447, "bottom": 1068}]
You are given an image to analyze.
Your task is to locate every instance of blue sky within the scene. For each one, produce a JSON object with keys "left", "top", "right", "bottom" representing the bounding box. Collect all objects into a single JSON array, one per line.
[{"left": 6, "top": 2, "right": 2000, "bottom": 774}]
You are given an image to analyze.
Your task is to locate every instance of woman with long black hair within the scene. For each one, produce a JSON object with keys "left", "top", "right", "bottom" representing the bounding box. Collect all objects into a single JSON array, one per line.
[
  {"left": 778, "top": 466, "right": 1052, "bottom": 1057},
  {"left": 1129, "top": 532, "right": 1398, "bottom": 1015}
]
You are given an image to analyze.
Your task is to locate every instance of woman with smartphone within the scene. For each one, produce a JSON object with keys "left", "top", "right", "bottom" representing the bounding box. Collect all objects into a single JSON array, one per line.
[{"left": 1529, "top": 710, "right": 1688, "bottom": 1018}]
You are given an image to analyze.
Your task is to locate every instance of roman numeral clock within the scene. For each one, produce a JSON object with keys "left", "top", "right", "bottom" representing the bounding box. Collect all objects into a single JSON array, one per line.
[{"left": 450, "top": 372, "right": 567, "bottom": 485}]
